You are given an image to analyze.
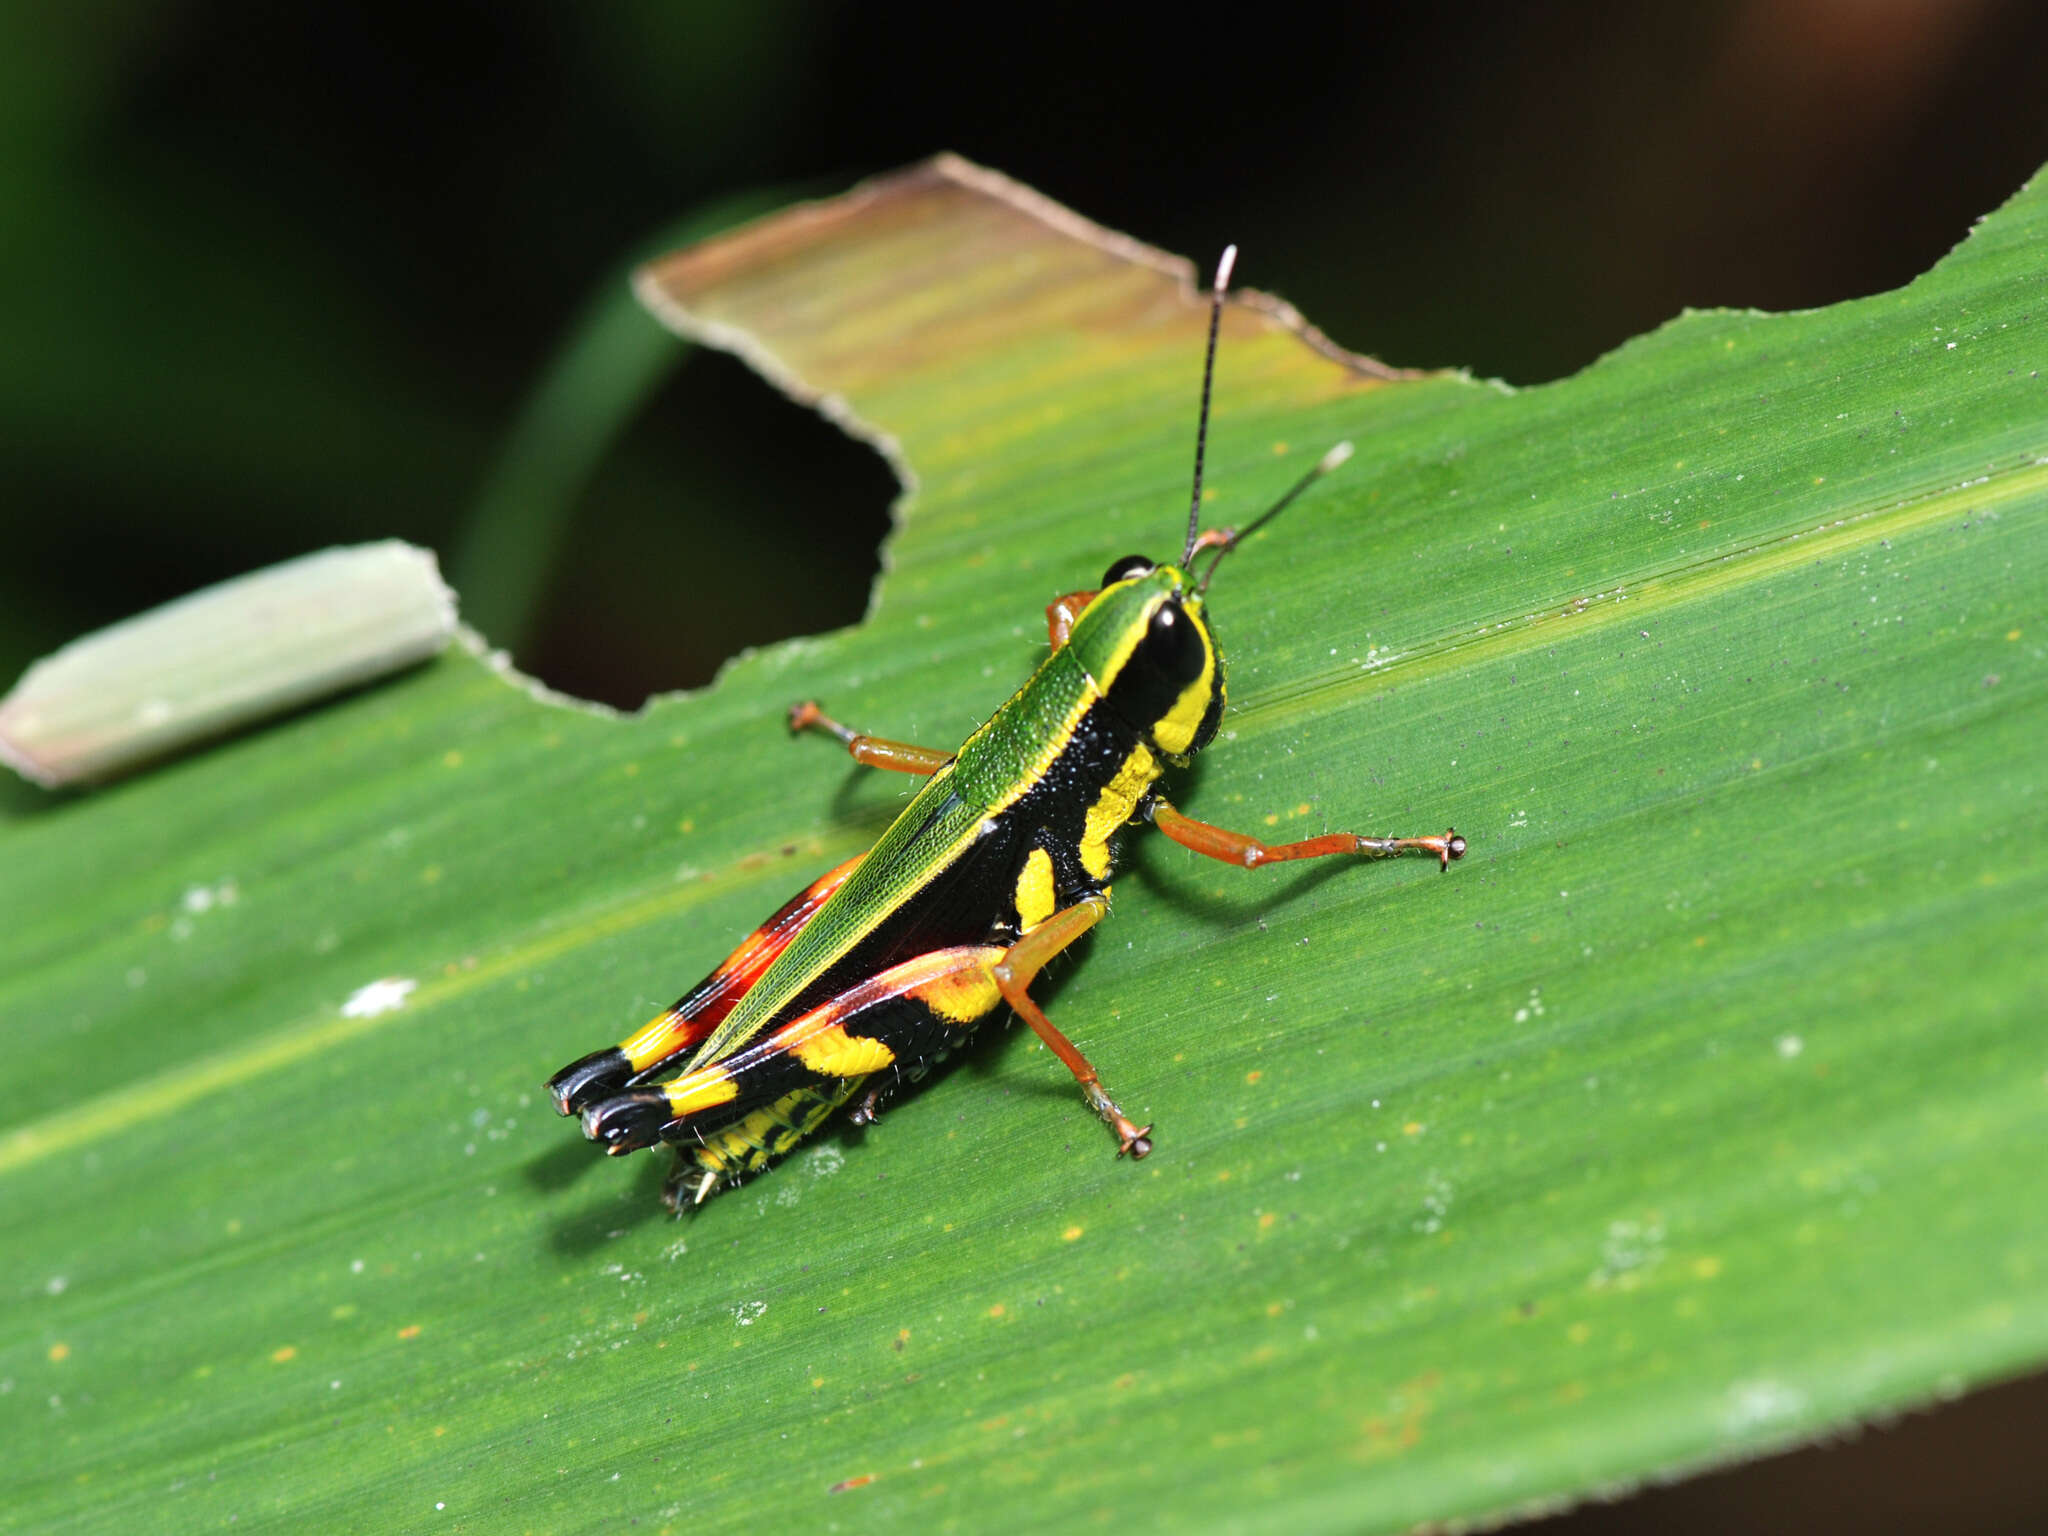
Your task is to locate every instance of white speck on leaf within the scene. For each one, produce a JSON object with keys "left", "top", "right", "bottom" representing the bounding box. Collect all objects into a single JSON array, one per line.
[
  {"left": 803, "top": 1145, "right": 846, "bottom": 1179},
  {"left": 1724, "top": 1379, "right": 1806, "bottom": 1433},
  {"left": 342, "top": 977, "right": 417, "bottom": 1018},
  {"left": 1591, "top": 1218, "right": 1666, "bottom": 1288},
  {"left": 1415, "top": 1172, "right": 1453, "bottom": 1234}
]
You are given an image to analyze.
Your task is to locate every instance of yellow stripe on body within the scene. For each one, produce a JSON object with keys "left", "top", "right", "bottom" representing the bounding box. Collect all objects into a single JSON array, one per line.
[
  {"left": 915, "top": 962, "right": 1002, "bottom": 1024},
  {"left": 1150, "top": 630, "right": 1217, "bottom": 757},
  {"left": 1079, "top": 743, "right": 1160, "bottom": 879},
  {"left": 665, "top": 1068, "right": 740, "bottom": 1118},
  {"left": 1015, "top": 847, "right": 1057, "bottom": 930},
  {"left": 794, "top": 1023, "right": 897, "bottom": 1077},
  {"left": 622, "top": 1008, "right": 686, "bottom": 1071}
]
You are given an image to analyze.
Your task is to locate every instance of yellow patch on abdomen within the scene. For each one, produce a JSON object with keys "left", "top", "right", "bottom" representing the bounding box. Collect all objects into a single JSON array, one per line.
[
  {"left": 1080, "top": 744, "right": 1161, "bottom": 878},
  {"left": 794, "top": 1023, "right": 897, "bottom": 1078},
  {"left": 695, "top": 1083, "right": 859, "bottom": 1174},
  {"left": 1015, "top": 846, "right": 1057, "bottom": 931}
]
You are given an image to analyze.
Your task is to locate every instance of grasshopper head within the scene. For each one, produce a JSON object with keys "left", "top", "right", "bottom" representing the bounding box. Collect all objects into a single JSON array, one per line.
[
  {"left": 1054, "top": 246, "right": 1353, "bottom": 764},
  {"left": 1066, "top": 558, "right": 1224, "bottom": 761}
]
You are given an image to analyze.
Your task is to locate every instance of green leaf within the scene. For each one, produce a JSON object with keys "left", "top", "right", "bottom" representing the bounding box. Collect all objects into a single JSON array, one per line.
[{"left": 4, "top": 154, "right": 2044, "bottom": 1534}]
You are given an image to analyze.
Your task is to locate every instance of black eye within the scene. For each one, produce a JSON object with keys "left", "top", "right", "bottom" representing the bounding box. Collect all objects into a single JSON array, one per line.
[
  {"left": 1145, "top": 598, "right": 1197, "bottom": 675},
  {"left": 1101, "top": 554, "right": 1156, "bottom": 587}
]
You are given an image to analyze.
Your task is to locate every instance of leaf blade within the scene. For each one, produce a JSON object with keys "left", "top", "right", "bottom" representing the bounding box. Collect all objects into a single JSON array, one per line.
[{"left": 2, "top": 158, "right": 2045, "bottom": 1534}]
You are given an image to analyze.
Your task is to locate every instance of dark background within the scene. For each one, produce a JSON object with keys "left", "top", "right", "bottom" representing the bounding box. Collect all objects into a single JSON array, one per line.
[{"left": 4, "top": 2, "right": 2045, "bottom": 1527}]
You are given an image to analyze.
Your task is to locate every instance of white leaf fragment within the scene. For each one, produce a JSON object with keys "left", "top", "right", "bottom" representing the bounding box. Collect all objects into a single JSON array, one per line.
[{"left": 0, "top": 541, "right": 455, "bottom": 788}]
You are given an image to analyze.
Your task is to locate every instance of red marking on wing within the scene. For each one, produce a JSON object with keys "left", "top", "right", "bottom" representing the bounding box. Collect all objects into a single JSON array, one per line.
[{"left": 622, "top": 853, "right": 863, "bottom": 1074}]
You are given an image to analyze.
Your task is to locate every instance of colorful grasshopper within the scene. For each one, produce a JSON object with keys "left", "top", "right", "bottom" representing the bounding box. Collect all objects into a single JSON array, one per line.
[{"left": 547, "top": 247, "right": 1464, "bottom": 1210}]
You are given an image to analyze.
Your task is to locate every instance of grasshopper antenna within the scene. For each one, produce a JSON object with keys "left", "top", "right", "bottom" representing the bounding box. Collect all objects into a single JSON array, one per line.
[
  {"left": 1196, "top": 440, "right": 1353, "bottom": 593},
  {"left": 1182, "top": 244, "right": 1236, "bottom": 568}
]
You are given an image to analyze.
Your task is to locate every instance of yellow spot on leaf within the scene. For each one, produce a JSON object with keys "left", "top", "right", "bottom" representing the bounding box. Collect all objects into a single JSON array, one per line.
[
  {"left": 442, "top": 750, "right": 462, "bottom": 768},
  {"left": 1694, "top": 1256, "right": 1723, "bottom": 1280},
  {"left": 48, "top": 1343, "right": 69, "bottom": 1362},
  {"left": 270, "top": 1346, "right": 296, "bottom": 1363},
  {"left": 1245, "top": 1070, "right": 1262, "bottom": 1085},
  {"left": 1062, "top": 1225, "right": 1084, "bottom": 1242},
  {"left": 987, "top": 1303, "right": 1005, "bottom": 1318},
  {"left": 1403, "top": 1122, "right": 1425, "bottom": 1137},
  {"left": 398, "top": 1325, "right": 421, "bottom": 1340},
  {"left": 1567, "top": 1322, "right": 1592, "bottom": 1345}
]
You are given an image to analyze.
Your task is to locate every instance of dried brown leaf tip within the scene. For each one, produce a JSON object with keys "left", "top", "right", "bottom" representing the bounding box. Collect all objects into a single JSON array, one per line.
[{"left": 632, "top": 155, "right": 1419, "bottom": 482}]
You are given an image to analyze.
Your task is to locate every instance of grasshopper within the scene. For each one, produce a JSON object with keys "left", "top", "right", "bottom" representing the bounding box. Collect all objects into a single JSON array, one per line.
[{"left": 548, "top": 247, "right": 1464, "bottom": 1209}]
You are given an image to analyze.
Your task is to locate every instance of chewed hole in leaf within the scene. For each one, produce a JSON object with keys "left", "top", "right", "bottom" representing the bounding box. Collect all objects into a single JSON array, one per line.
[{"left": 518, "top": 347, "right": 897, "bottom": 711}]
